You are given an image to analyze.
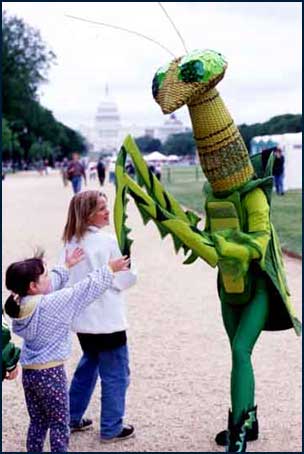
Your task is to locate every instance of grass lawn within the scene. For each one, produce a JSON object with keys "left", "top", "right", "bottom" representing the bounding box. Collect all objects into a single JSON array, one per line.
[{"left": 162, "top": 165, "right": 302, "bottom": 256}]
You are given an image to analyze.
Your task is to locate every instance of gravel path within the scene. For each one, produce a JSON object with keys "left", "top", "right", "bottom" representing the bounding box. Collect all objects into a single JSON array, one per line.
[{"left": 2, "top": 171, "right": 302, "bottom": 452}]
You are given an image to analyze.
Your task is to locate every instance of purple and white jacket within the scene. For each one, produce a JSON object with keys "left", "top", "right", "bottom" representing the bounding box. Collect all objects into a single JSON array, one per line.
[{"left": 12, "top": 265, "right": 113, "bottom": 368}]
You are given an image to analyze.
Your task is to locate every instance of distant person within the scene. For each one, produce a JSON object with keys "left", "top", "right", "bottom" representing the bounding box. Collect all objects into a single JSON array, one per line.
[
  {"left": 261, "top": 148, "right": 275, "bottom": 172},
  {"left": 273, "top": 147, "right": 285, "bottom": 195},
  {"left": 4, "top": 248, "right": 129, "bottom": 453},
  {"left": 44, "top": 159, "right": 49, "bottom": 175},
  {"left": 125, "top": 162, "right": 135, "bottom": 178},
  {"left": 148, "top": 163, "right": 161, "bottom": 181},
  {"left": 148, "top": 163, "right": 155, "bottom": 174},
  {"left": 37, "top": 159, "right": 45, "bottom": 176},
  {"left": 67, "top": 152, "right": 87, "bottom": 194},
  {"left": 97, "top": 158, "right": 106, "bottom": 186},
  {"left": 108, "top": 159, "right": 116, "bottom": 184},
  {"left": 155, "top": 163, "right": 162, "bottom": 181},
  {"left": 88, "top": 162, "right": 97, "bottom": 181},
  {"left": 61, "top": 158, "right": 69, "bottom": 187}
]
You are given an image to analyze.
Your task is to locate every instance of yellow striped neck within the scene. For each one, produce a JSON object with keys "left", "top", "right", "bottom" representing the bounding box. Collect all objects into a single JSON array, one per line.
[{"left": 187, "top": 88, "right": 254, "bottom": 193}]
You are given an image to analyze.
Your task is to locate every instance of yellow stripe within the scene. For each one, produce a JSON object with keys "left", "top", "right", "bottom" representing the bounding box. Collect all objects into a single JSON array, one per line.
[
  {"left": 210, "top": 218, "right": 240, "bottom": 232},
  {"left": 23, "top": 360, "right": 65, "bottom": 370}
]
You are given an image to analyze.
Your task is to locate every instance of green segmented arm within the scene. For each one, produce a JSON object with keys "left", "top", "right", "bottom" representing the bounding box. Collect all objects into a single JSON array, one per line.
[{"left": 114, "top": 135, "right": 218, "bottom": 267}]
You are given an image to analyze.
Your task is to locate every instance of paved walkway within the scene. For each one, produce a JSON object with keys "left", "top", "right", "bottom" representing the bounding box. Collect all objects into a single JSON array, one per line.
[{"left": 2, "top": 171, "right": 302, "bottom": 452}]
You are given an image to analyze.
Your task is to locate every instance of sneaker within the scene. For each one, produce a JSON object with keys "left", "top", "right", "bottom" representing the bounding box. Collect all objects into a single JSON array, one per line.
[
  {"left": 100, "top": 424, "right": 135, "bottom": 443},
  {"left": 70, "top": 418, "right": 93, "bottom": 433}
]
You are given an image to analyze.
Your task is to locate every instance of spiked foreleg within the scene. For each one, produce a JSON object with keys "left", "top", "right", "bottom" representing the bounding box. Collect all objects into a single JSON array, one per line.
[
  {"left": 122, "top": 135, "right": 201, "bottom": 228},
  {"left": 114, "top": 144, "right": 133, "bottom": 256},
  {"left": 123, "top": 173, "right": 218, "bottom": 267}
]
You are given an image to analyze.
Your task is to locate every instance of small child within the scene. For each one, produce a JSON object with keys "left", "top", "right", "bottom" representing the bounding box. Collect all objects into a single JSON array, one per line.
[{"left": 4, "top": 248, "right": 130, "bottom": 453}]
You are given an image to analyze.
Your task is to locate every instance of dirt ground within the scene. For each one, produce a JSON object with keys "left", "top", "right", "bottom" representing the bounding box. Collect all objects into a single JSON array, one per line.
[{"left": 2, "top": 171, "right": 302, "bottom": 452}]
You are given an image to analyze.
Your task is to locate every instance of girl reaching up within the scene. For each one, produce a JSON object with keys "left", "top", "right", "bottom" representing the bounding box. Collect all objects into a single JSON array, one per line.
[{"left": 4, "top": 247, "right": 129, "bottom": 453}]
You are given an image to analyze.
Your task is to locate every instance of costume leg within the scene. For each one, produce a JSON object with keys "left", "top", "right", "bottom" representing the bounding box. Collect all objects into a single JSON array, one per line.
[
  {"left": 69, "top": 352, "right": 99, "bottom": 425},
  {"left": 23, "top": 369, "right": 49, "bottom": 452},
  {"left": 221, "top": 276, "right": 269, "bottom": 424},
  {"left": 99, "top": 345, "right": 130, "bottom": 439}
]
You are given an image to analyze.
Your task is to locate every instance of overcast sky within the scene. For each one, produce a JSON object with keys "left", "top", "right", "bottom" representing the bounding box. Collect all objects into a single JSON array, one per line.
[{"left": 3, "top": 2, "right": 302, "bottom": 131}]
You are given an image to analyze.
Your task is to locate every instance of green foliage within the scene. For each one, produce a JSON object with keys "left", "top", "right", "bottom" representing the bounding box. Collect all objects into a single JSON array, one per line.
[
  {"left": 2, "top": 11, "right": 56, "bottom": 118},
  {"left": 28, "top": 140, "right": 53, "bottom": 161},
  {"left": 2, "top": 118, "right": 22, "bottom": 160},
  {"left": 135, "top": 136, "right": 162, "bottom": 153},
  {"left": 2, "top": 11, "right": 87, "bottom": 165},
  {"left": 238, "top": 114, "right": 302, "bottom": 150},
  {"left": 162, "top": 132, "right": 196, "bottom": 156}
]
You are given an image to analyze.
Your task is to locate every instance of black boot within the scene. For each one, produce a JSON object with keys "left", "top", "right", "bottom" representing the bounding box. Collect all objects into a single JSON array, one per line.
[
  {"left": 226, "top": 407, "right": 258, "bottom": 453},
  {"left": 215, "top": 406, "right": 258, "bottom": 446}
]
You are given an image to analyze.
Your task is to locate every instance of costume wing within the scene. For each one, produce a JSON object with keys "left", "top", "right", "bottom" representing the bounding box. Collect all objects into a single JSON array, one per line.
[{"left": 114, "top": 135, "right": 218, "bottom": 267}]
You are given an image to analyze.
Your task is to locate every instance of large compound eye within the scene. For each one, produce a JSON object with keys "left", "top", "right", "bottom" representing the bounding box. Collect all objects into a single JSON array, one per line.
[
  {"left": 152, "top": 73, "right": 160, "bottom": 98},
  {"left": 151, "top": 62, "right": 170, "bottom": 99},
  {"left": 178, "top": 49, "right": 227, "bottom": 84},
  {"left": 179, "top": 59, "right": 205, "bottom": 83}
]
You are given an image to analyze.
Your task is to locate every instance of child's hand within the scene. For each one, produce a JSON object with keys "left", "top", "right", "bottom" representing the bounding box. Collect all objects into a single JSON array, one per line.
[
  {"left": 6, "top": 364, "right": 19, "bottom": 380},
  {"left": 65, "top": 247, "right": 85, "bottom": 269},
  {"left": 108, "top": 256, "right": 130, "bottom": 273}
]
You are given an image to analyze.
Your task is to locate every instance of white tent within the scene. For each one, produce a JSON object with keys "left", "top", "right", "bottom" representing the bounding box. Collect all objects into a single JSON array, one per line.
[
  {"left": 251, "top": 133, "right": 302, "bottom": 190},
  {"left": 166, "top": 154, "right": 180, "bottom": 162},
  {"left": 144, "top": 151, "right": 168, "bottom": 161}
]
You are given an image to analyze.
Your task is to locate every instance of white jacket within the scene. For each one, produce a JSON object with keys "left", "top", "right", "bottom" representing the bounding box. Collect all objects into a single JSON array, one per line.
[{"left": 60, "top": 226, "right": 137, "bottom": 334}]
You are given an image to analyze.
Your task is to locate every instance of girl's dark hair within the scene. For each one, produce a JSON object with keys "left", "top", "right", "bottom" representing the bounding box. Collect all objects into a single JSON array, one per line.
[{"left": 5, "top": 256, "right": 45, "bottom": 318}]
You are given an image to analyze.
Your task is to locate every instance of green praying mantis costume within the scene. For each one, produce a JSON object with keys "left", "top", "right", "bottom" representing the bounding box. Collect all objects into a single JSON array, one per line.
[{"left": 114, "top": 49, "right": 301, "bottom": 453}]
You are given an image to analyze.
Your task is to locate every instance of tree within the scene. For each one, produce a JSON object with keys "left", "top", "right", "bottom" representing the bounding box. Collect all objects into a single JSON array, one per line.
[
  {"left": 2, "top": 11, "right": 56, "bottom": 119},
  {"left": 135, "top": 136, "right": 162, "bottom": 153},
  {"left": 162, "top": 132, "right": 196, "bottom": 156},
  {"left": 238, "top": 114, "right": 302, "bottom": 150},
  {"left": 28, "top": 140, "right": 52, "bottom": 162},
  {"left": 2, "top": 11, "right": 87, "bottom": 164},
  {"left": 2, "top": 118, "right": 21, "bottom": 161}
]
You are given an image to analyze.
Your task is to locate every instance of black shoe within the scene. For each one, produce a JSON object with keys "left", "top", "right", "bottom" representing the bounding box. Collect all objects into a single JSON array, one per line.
[
  {"left": 226, "top": 407, "right": 258, "bottom": 453},
  {"left": 100, "top": 424, "right": 135, "bottom": 443},
  {"left": 70, "top": 418, "right": 93, "bottom": 433},
  {"left": 215, "top": 406, "right": 258, "bottom": 446}
]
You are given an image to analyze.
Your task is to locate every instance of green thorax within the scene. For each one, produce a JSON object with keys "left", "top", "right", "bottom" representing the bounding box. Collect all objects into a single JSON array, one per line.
[{"left": 204, "top": 152, "right": 301, "bottom": 334}]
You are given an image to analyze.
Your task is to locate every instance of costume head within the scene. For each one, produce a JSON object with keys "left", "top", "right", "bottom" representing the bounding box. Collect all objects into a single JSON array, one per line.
[{"left": 152, "top": 49, "right": 254, "bottom": 194}]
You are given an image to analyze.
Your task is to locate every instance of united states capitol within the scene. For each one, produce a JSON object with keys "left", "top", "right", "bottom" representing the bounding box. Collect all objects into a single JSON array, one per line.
[{"left": 78, "top": 85, "right": 190, "bottom": 158}]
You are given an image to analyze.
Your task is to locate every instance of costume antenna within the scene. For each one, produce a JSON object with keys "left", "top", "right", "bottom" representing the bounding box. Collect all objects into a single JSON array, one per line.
[
  {"left": 65, "top": 14, "right": 176, "bottom": 58},
  {"left": 158, "top": 2, "right": 188, "bottom": 53}
]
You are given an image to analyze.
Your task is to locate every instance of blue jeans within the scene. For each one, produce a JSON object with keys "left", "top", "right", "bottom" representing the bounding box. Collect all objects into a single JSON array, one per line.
[
  {"left": 71, "top": 176, "right": 82, "bottom": 194},
  {"left": 69, "top": 345, "right": 130, "bottom": 439},
  {"left": 274, "top": 174, "right": 284, "bottom": 194}
]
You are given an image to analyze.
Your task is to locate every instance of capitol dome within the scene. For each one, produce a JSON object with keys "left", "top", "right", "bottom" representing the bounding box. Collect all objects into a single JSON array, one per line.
[
  {"left": 94, "top": 85, "right": 121, "bottom": 154},
  {"left": 157, "top": 113, "right": 185, "bottom": 143}
]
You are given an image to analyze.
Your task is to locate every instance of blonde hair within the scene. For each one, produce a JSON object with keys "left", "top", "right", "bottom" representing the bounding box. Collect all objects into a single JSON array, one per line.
[{"left": 62, "top": 190, "right": 107, "bottom": 243}]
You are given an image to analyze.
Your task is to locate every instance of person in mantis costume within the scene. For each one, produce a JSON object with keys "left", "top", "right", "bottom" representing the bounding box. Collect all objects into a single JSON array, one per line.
[{"left": 114, "top": 49, "right": 301, "bottom": 453}]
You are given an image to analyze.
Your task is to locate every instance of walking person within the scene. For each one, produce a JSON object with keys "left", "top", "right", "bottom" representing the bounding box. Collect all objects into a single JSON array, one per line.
[
  {"left": 273, "top": 147, "right": 285, "bottom": 195},
  {"left": 67, "top": 152, "right": 87, "bottom": 194},
  {"left": 61, "top": 157, "right": 69, "bottom": 187},
  {"left": 61, "top": 190, "right": 137, "bottom": 443},
  {"left": 97, "top": 157, "right": 106, "bottom": 186},
  {"left": 4, "top": 248, "right": 129, "bottom": 452}
]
